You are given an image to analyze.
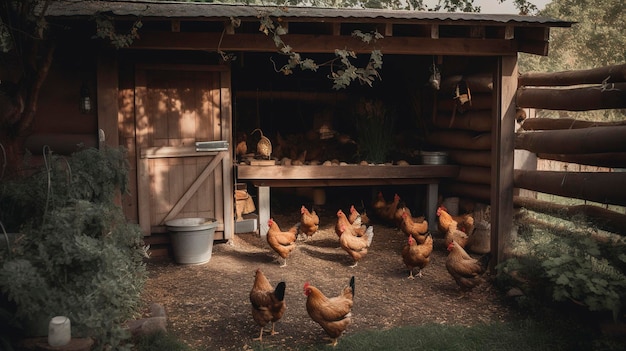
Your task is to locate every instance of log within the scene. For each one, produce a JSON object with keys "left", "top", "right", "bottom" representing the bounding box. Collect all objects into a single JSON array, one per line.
[
  {"left": 441, "top": 181, "right": 491, "bottom": 202},
  {"left": 513, "top": 169, "right": 626, "bottom": 206},
  {"left": 425, "top": 130, "right": 491, "bottom": 150},
  {"left": 537, "top": 152, "right": 626, "bottom": 169},
  {"left": 516, "top": 83, "right": 626, "bottom": 111},
  {"left": 436, "top": 92, "right": 492, "bottom": 112},
  {"left": 433, "top": 110, "right": 492, "bottom": 132},
  {"left": 447, "top": 150, "right": 492, "bottom": 167},
  {"left": 514, "top": 196, "right": 626, "bottom": 236},
  {"left": 456, "top": 166, "right": 491, "bottom": 185},
  {"left": 515, "top": 126, "right": 626, "bottom": 154},
  {"left": 440, "top": 72, "right": 494, "bottom": 93},
  {"left": 24, "top": 133, "right": 98, "bottom": 155},
  {"left": 520, "top": 118, "right": 626, "bottom": 131},
  {"left": 518, "top": 63, "right": 626, "bottom": 87}
]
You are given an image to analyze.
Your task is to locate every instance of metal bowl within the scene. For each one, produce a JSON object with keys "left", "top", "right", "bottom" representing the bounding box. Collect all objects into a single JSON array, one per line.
[{"left": 419, "top": 151, "right": 448, "bottom": 165}]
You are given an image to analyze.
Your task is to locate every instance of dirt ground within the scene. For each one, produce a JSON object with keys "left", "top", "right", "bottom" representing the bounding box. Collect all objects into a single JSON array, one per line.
[{"left": 139, "top": 205, "right": 521, "bottom": 351}]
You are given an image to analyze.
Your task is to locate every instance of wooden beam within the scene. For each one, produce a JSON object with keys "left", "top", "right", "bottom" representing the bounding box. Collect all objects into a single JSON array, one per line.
[
  {"left": 433, "top": 110, "right": 492, "bottom": 132},
  {"left": 430, "top": 24, "right": 439, "bottom": 39},
  {"left": 520, "top": 117, "right": 626, "bottom": 131},
  {"left": 491, "top": 55, "right": 517, "bottom": 265},
  {"left": 519, "top": 63, "right": 626, "bottom": 86},
  {"left": 516, "top": 83, "right": 626, "bottom": 111},
  {"left": 171, "top": 20, "right": 180, "bottom": 32},
  {"left": 514, "top": 169, "right": 626, "bottom": 206},
  {"left": 514, "top": 196, "right": 626, "bottom": 236},
  {"left": 537, "top": 152, "right": 626, "bottom": 169},
  {"left": 515, "top": 126, "right": 626, "bottom": 154},
  {"left": 425, "top": 130, "right": 491, "bottom": 150},
  {"left": 130, "top": 32, "right": 518, "bottom": 55},
  {"left": 96, "top": 50, "right": 119, "bottom": 148}
]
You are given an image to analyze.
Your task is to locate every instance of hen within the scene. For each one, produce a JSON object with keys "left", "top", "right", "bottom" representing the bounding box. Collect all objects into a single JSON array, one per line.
[
  {"left": 338, "top": 224, "right": 374, "bottom": 267},
  {"left": 437, "top": 206, "right": 475, "bottom": 236},
  {"left": 304, "top": 276, "right": 355, "bottom": 347},
  {"left": 335, "top": 209, "right": 366, "bottom": 237},
  {"left": 372, "top": 191, "right": 386, "bottom": 213},
  {"left": 249, "top": 268, "right": 286, "bottom": 341},
  {"left": 347, "top": 205, "right": 362, "bottom": 226},
  {"left": 399, "top": 211, "right": 429, "bottom": 244},
  {"left": 267, "top": 218, "right": 298, "bottom": 267},
  {"left": 445, "top": 240, "right": 491, "bottom": 294},
  {"left": 444, "top": 220, "right": 470, "bottom": 249},
  {"left": 300, "top": 205, "right": 320, "bottom": 241},
  {"left": 376, "top": 193, "right": 401, "bottom": 224},
  {"left": 402, "top": 232, "right": 433, "bottom": 279}
]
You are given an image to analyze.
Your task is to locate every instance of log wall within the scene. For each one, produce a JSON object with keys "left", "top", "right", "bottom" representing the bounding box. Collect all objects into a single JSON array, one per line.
[{"left": 514, "top": 63, "right": 626, "bottom": 236}]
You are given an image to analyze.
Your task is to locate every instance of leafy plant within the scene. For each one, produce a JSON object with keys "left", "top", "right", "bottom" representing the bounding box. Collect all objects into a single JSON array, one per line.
[
  {"left": 0, "top": 146, "right": 148, "bottom": 351},
  {"left": 497, "top": 211, "right": 626, "bottom": 320},
  {"left": 354, "top": 98, "right": 396, "bottom": 163}
]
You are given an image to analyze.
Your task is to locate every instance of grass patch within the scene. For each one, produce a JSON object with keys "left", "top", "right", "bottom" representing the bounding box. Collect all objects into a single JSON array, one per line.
[
  {"left": 133, "top": 331, "right": 194, "bottom": 351},
  {"left": 253, "top": 318, "right": 625, "bottom": 351}
]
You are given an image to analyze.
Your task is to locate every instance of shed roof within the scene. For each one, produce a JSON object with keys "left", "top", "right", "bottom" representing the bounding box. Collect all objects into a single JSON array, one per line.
[{"left": 45, "top": 0, "right": 572, "bottom": 27}]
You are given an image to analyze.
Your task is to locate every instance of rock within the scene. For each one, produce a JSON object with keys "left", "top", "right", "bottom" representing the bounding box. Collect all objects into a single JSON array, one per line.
[{"left": 127, "top": 316, "right": 167, "bottom": 337}]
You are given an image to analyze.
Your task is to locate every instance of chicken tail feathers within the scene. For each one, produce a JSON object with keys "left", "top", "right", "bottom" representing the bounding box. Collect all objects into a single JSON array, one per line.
[
  {"left": 365, "top": 226, "right": 374, "bottom": 246},
  {"left": 349, "top": 276, "right": 355, "bottom": 298},
  {"left": 478, "top": 252, "right": 492, "bottom": 272},
  {"left": 274, "top": 281, "right": 286, "bottom": 301}
]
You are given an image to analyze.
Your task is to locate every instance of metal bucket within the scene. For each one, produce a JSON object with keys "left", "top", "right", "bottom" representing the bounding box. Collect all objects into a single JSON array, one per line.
[
  {"left": 165, "top": 218, "right": 218, "bottom": 265},
  {"left": 419, "top": 151, "right": 448, "bottom": 165}
]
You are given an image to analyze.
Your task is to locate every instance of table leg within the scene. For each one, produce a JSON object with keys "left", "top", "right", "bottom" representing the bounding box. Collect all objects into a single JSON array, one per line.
[
  {"left": 258, "top": 186, "right": 270, "bottom": 236},
  {"left": 426, "top": 183, "right": 438, "bottom": 232}
]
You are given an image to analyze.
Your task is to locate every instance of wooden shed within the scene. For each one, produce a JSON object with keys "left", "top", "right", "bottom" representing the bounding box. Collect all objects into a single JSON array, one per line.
[{"left": 29, "top": 0, "right": 573, "bottom": 262}]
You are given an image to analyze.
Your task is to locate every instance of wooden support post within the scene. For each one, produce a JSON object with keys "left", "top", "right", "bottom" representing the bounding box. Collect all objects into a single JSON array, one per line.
[
  {"left": 258, "top": 186, "right": 270, "bottom": 236},
  {"left": 426, "top": 183, "right": 438, "bottom": 232}
]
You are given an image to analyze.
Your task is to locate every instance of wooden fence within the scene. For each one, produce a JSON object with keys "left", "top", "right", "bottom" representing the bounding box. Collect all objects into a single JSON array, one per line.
[{"left": 514, "top": 63, "right": 626, "bottom": 236}]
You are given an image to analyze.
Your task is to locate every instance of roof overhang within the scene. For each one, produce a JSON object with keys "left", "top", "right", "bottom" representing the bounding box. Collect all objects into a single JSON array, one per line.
[{"left": 43, "top": 0, "right": 574, "bottom": 56}]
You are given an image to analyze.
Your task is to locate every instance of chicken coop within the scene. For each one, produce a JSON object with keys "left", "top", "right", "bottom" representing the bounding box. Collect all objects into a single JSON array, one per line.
[{"left": 21, "top": 1, "right": 578, "bottom": 261}]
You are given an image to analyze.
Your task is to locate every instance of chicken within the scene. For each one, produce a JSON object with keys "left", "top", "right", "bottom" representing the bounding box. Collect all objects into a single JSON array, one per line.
[
  {"left": 249, "top": 268, "right": 286, "bottom": 341},
  {"left": 335, "top": 209, "right": 366, "bottom": 237},
  {"left": 338, "top": 224, "right": 374, "bottom": 267},
  {"left": 303, "top": 276, "right": 355, "bottom": 347},
  {"left": 267, "top": 218, "right": 298, "bottom": 267},
  {"left": 349, "top": 204, "right": 370, "bottom": 226},
  {"left": 399, "top": 211, "right": 429, "bottom": 244},
  {"left": 444, "top": 220, "right": 470, "bottom": 249},
  {"left": 300, "top": 205, "right": 320, "bottom": 241},
  {"left": 437, "top": 206, "right": 475, "bottom": 236},
  {"left": 402, "top": 232, "right": 433, "bottom": 279},
  {"left": 376, "top": 193, "right": 400, "bottom": 224},
  {"left": 372, "top": 191, "right": 386, "bottom": 212},
  {"left": 445, "top": 240, "right": 491, "bottom": 294}
]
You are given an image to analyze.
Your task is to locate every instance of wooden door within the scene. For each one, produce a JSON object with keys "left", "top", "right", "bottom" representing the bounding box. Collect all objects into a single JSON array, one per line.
[{"left": 134, "top": 64, "right": 233, "bottom": 239}]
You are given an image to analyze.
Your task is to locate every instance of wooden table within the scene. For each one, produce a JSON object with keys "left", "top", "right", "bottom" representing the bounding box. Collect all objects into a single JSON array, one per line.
[{"left": 236, "top": 164, "right": 460, "bottom": 236}]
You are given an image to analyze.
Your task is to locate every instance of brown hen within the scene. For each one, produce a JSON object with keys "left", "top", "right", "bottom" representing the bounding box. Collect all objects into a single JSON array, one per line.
[{"left": 249, "top": 268, "right": 286, "bottom": 341}]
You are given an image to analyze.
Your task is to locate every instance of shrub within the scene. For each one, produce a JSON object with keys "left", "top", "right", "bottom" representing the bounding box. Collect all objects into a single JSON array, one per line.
[{"left": 0, "top": 146, "right": 148, "bottom": 350}]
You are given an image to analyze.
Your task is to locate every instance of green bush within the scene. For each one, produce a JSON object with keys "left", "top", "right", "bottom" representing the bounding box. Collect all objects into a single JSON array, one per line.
[{"left": 0, "top": 146, "right": 147, "bottom": 350}]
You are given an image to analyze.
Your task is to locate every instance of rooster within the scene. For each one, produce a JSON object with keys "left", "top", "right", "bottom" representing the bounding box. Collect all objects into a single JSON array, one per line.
[
  {"left": 445, "top": 240, "right": 491, "bottom": 294},
  {"left": 304, "top": 276, "right": 355, "bottom": 347},
  {"left": 249, "top": 268, "right": 286, "bottom": 341},
  {"left": 267, "top": 218, "right": 298, "bottom": 267},
  {"left": 300, "top": 205, "right": 320, "bottom": 241},
  {"left": 338, "top": 224, "right": 374, "bottom": 267},
  {"left": 402, "top": 232, "right": 433, "bottom": 279},
  {"left": 437, "top": 206, "right": 475, "bottom": 237},
  {"left": 399, "top": 211, "right": 429, "bottom": 244}
]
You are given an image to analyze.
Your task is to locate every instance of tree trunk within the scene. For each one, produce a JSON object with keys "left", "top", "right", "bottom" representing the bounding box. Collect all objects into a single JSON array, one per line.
[
  {"left": 513, "top": 169, "right": 626, "bottom": 206},
  {"left": 447, "top": 150, "right": 492, "bottom": 167},
  {"left": 516, "top": 83, "right": 626, "bottom": 111},
  {"left": 515, "top": 126, "right": 626, "bottom": 154}
]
